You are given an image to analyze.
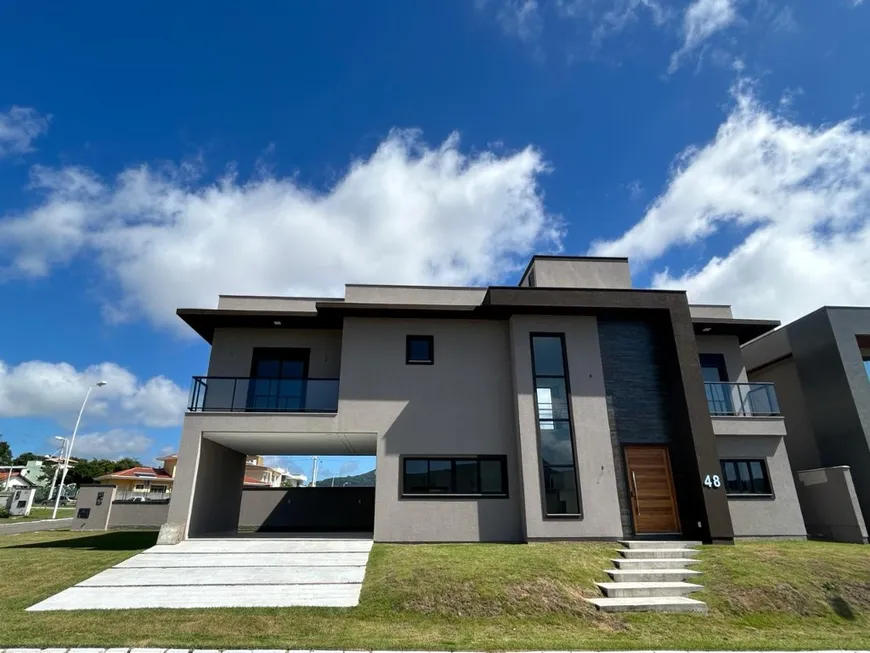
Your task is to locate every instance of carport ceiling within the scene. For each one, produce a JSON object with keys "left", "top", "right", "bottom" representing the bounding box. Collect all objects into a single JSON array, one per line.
[{"left": 203, "top": 431, "right": 377, "bottom": 455}]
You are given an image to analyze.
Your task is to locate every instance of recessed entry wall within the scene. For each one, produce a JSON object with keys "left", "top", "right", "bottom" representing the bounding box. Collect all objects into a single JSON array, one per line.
[{"left": 597, "top": 319, "right": 679, "bottom": 536}]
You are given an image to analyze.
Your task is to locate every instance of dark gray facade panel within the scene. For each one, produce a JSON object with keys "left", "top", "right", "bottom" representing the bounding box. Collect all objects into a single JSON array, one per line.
[{"left": 597, "top": 320, "right": 673, "bottom": 445}]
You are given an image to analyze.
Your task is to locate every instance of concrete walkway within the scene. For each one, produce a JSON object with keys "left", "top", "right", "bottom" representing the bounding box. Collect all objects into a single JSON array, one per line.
[
  {"left": 26, "top": 536, "right": 374, "bottom": 611},
  {"left": 0, "top": 518, "right": 72, "bottom": 535}
]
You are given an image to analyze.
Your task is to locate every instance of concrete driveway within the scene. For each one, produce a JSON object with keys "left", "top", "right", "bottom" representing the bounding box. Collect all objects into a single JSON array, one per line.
[{"left": 27, "top": 535, "right": 374, "bottom": 610}]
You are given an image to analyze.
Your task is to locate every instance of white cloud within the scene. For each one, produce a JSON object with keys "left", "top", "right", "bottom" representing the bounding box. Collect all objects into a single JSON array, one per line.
[
  {"left": 590, "top": 0, "right": 667, "bottom": 43},
  {"left": 591, "top": 81, "right": 870, "bottom": 323},
  {"left": 0, "top": 130, "right": 560, "bottom": 329},
  {"left": 0, "top": 107, "right": 50, "bottom": 158},
  {"left": 497, "top": 0, "right": 543, "bottom": 42},
  {"left": 481, "top": 0, "right": 668, "bottom": 49},
  {"left": 63, "top": 429, "right": 154, "bottom": 460},
  {"left": 771, "top": 5, "right": 799, "bottom": 33},
  {"left": 0, "top": 360, "right": 187, "bottom": 427},
  {"left": 669, "top": 0, "right": 738, "bottom": 73}
]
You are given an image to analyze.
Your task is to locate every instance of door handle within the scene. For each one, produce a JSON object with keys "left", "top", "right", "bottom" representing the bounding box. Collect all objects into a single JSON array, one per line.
[{"left": 632, "top": 471, "right": 640, "bottom": 515}]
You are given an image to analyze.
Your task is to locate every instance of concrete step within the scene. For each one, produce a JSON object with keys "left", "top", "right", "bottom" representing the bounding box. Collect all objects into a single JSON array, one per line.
[
  {"left": 612, "top": 557, "right": 701, "bottom": 570},
  {"left": 606, "top": 568, "right": 702, "bottom": 583},
  {"left": 618, "top": 540, "right": 702, "bottom": 549},
  {"left": 587, "top": 596, "right": 708, "bottom": 613},
  {"left": 618, "top": 547, "right": 700, "bottom": 559},
  {"left": 595, "top": 581, "right": 703, "bottom": 598}
]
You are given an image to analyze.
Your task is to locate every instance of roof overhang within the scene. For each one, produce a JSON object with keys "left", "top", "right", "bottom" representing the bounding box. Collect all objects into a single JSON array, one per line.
[
  {"left": 692, "top": 317, "right": 779, "bottom": 344},
  {"left": 178, "top": 308, "right": 344, "bottom": 343}
]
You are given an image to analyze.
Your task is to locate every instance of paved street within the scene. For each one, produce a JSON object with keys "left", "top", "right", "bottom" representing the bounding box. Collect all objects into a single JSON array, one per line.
[{"left": 0, "top": 519, "right": 73, "bottom": 536}]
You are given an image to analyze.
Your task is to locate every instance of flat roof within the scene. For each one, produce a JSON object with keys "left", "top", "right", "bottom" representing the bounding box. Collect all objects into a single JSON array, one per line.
[{"left": 179, "top": 286, "right": 779, "bottom": 345}]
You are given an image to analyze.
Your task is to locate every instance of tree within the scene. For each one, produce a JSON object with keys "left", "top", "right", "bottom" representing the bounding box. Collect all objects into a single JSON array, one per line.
[
  {"left": 64, "top": 457, "right": 144, "bottom": 485},
  {"left": 113, "top": 457, "right": 143, "bottom": 471},
  {"left": 12, "top": 452, "right": 42, "bottom": 466},
  {"left": 0, "top": 441, "right": 11, "bottom": 466}
]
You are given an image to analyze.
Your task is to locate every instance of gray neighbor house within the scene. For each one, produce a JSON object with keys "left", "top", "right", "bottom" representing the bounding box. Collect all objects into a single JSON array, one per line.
[
  {"left": 158, "top": 255, "right": 811, "bottom": 545},
  {"left": 743, "top": 307, "right": 870, "bottom": 544}
]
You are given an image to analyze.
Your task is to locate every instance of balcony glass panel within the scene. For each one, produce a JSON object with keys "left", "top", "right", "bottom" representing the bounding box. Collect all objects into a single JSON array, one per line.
[
  {"left": 704, "top": 382, "right": 780, "bottom": 417},
  {"left": 188, "top": 376, "right": 339, "bottom": 413}
]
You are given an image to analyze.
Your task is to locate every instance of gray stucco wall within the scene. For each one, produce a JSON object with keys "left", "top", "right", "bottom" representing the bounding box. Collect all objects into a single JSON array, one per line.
[
  {"left": 509, "top": 315, "right": 623, "bottom": 540},
  {"left": 110, "top": 501, "right": 170, "bottom": 528},
  {"left": 339, "top": 317, "right": 524, "bottom": 542},
  {"left": 208, "top": 328, "right": 343, "bottom": 377},
  {"left": 696, "top": 334, "right": 747, "bottom": 382},
  {"left": 529, "top": 259, "right": 632, "bottom": 290},
  {"left": 188, "top": 437, "right": 246, "bottom": 536},
  {"left": 794, "top": 466, "right": 868, "bottom": 543},
  {"left": 716, "top": 435, "right": 806, "bottom": 539},
  {"left": 748, "top": 356, "right": 821, "bottom": 469}
]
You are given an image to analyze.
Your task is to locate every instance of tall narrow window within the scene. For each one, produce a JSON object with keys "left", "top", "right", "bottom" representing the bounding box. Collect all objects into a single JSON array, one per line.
[{"left": 530, "top": 334, "right": 581, "bottom": 517}]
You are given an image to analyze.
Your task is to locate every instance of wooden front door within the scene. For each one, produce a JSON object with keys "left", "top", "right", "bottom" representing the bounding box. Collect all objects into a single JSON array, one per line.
[{"left": 624, "top": 445, "right": 681, "bottom": 534}]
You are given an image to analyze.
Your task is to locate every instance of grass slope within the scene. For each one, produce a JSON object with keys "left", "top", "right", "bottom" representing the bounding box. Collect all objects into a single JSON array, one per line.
[{"left": 1, "top": 531, "right": 869, "bottom": 650}]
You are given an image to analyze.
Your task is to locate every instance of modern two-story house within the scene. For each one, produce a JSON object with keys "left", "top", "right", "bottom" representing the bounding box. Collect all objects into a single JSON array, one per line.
[{"left": 158, "top": 255, "right": 806, "bottom": 545}]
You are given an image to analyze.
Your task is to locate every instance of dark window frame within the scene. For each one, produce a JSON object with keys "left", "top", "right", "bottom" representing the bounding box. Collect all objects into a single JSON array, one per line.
[
  {"left": 405, "top": 335, "right": 435, "bottom": 365},
  {"left": 247, "top": 347, "right": 311, "bottom": 412},
  {"left": 400, "top": 455, "right": 508, "bottom": 498},
  {"left": 720, "top": 458, "right": 774, "bottom": 497},
  {"left": 530, "top": 332, "right": 583, "bottom": 518}
]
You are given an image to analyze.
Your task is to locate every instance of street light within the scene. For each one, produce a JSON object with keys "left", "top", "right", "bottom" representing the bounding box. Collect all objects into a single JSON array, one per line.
[
  {"left": 52, "top": 381, "right": 107, "bottom": 519},
  {"left": 46, "top": 436, "right": 69, "bottom": 502}
]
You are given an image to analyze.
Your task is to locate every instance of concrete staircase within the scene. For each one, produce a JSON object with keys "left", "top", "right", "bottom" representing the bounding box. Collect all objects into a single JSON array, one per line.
[{"left": 586, "top": 540, "right": 708, "bottom": 613}]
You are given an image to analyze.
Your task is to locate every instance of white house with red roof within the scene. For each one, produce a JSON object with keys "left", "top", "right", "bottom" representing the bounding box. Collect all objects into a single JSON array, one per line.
[{"left": 94, "top": 465, "right": 174, "bottom": 500}]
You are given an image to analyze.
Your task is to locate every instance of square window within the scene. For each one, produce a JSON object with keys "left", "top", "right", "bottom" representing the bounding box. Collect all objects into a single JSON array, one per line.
[
  {"left": 720, "top": 459, "right": 772, "bottom": 496},
  {"left": 406, "top": 335, "right": 434, "bottom": 364}
]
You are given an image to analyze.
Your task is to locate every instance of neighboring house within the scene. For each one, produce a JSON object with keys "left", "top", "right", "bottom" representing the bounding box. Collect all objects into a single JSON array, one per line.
[
  {"left": 244, "top": 456, "right": 285, "bottom": 487},
  {"left": 95, "top": 466, "right": 174, "bottom": 500},
  {"left": 1, "top": 470, "right": 36, "bottom": 490},
  {"left": 159, "top": 254, "right": 807, "bottom": 544},
  {"left": 743, "top": 307, "right": 870, "bottom": 543}
]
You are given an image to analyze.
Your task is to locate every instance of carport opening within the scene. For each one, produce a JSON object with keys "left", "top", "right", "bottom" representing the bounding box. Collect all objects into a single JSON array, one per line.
[{"left": 237, "top": 455, "right": 376, "bottom": 535}]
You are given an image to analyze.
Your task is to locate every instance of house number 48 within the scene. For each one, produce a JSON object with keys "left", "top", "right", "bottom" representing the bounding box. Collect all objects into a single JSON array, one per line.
[{"left": 704, "top": 474, "right": 722, "bottom": 488}]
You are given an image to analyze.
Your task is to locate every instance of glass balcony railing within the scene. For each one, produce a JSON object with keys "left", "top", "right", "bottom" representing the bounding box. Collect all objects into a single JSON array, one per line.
[
  {"left": 705, "top": 381, "right": 780, "bottom": 417},
  {"left": 188, "top": 376, "right": 339, "bottom": 413}
]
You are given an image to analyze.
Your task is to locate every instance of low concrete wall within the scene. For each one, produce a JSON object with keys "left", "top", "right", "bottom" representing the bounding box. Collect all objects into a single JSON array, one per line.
[
  {"left": 239, "top": 487, "right": 375, "bottom": 532},
  {"left": 795, "top": 466, "right": 869, "bottom": 544},
  {"left": 101, "top": 487, "right": 375, "bottom": 532},
  {"left": 71, "top": 485, "right": 116, "bottom": 531},
  {"left": 110, "top": 501, "right": 170, "bottom": 528}
]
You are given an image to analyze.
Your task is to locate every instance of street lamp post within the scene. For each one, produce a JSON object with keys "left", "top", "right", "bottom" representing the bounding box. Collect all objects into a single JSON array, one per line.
[
  {"left": 52, "top": 381, "right": 107, "bottom": 519},
  {"left": 46, "top": 436, "right": 69, "bottom": 502}
]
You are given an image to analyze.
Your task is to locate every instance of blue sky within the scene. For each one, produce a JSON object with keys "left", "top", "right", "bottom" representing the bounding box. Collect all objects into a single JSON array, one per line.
[{"left": 1, "top": 0, "right": 869, "bottom": 477}]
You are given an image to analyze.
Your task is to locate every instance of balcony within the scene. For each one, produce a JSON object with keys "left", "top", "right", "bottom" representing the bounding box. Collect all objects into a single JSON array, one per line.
[
  {"left": 187, "top": 376, "right": 339, "bottom": 413},
  {"left": 705, "top": 381, "right": 785, "bottom": 437},
  {"left": 705, "top": 382, "right": 780, "bottom": 417}
]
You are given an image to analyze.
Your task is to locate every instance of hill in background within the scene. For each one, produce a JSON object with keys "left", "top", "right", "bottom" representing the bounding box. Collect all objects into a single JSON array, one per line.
[{"left": 317, "top": 469, "right": 375, "bottom": 487}]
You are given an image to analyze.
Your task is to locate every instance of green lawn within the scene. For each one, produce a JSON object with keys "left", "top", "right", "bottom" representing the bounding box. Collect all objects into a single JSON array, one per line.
[
  {"left": 2, "top": 530, "right": 869, "bottom": 650},
  {"left": 0, "top": 507, "right": 75, "bottom": 522}
]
